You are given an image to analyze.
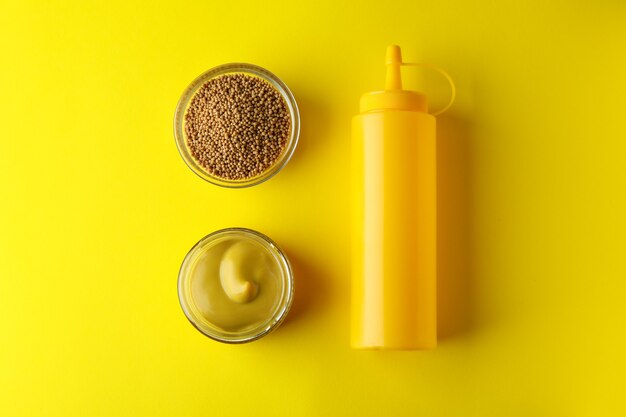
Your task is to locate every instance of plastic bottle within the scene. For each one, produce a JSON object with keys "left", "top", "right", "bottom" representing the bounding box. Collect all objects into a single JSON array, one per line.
[{"left": 351, "top": 45, "right": 455, "bottom": 350}]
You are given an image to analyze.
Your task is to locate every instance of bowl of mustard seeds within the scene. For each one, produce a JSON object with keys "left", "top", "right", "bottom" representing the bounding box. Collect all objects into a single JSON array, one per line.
[{"left": 174, "top": 63, "right": 300, "bottom": 187}]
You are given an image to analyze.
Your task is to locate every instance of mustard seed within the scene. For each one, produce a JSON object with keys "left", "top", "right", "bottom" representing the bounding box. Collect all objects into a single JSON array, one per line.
[{"left": 184, "top": 73, "right": 291, "bottom": 181}]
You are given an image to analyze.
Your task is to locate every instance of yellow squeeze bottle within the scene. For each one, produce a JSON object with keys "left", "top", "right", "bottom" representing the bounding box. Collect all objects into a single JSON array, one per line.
[{"left": 351, "top": 45, "right": 454, "bottom": 349}]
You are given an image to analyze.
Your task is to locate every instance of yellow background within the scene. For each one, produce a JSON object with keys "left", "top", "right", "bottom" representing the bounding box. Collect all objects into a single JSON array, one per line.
[{"left": 1, "top": 0, "right": 625, "bottom": 415}]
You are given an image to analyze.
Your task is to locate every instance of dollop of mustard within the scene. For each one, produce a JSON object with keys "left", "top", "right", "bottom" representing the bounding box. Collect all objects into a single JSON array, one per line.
[{"left": 219, "top": 241, "right": 262, "bottom": 303}]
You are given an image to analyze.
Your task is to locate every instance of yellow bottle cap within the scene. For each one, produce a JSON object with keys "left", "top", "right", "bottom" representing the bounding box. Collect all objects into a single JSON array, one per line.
[
  {"left": 359, "top": 45, "right": 427, "bottom": 113},
  {"left": 359, "top": 45, "right": 456, "bottom": 116}
]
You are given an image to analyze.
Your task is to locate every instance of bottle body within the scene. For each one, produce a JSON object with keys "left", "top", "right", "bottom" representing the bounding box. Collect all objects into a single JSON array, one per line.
[{"left": 351, "top": 109, "right": 437, "bottom": 349}]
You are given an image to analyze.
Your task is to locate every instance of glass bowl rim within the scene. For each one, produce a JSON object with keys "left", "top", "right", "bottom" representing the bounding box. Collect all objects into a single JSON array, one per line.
[
  {"left": 177, "top": 227, "right": 294, "bottom": 343},
  {"left": 173, "top": 63, "right": 300, "bottom": 188}
]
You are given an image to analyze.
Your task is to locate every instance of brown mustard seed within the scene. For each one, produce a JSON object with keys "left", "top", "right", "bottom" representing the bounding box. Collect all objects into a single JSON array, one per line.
[{"left": 184, "top": 73, "right": 291, "bottom": 181}]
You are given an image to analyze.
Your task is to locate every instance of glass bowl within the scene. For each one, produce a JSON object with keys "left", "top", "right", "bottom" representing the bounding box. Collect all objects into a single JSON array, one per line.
[
  {"left": 178, "top": 228, "right": 294, "bottom": 343},
  {"left": 173, "top": 63, "right": 300, "bottom": 188}
]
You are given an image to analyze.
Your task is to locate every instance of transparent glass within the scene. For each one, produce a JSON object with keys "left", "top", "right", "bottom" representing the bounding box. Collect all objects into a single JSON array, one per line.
[
  {"left": 178, "top": 228, "right": 294, "bottom": 343},
  {"left": 173, "top": 63, "right": 300, "bottom": 188}
]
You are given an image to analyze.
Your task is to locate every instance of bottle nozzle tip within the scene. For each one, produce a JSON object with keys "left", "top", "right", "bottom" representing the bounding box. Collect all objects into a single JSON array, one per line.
[
  {"left": 386, "top": 45, "right": 402, "bottom": 65},
  {"left": 385, "top": 45, "right": 403, "bottom": 90}
]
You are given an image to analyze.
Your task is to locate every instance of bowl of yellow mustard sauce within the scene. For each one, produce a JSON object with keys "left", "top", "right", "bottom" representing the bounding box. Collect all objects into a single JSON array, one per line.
[{"left": 178, "top": 228, "right": 294, "bottom": 343}]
